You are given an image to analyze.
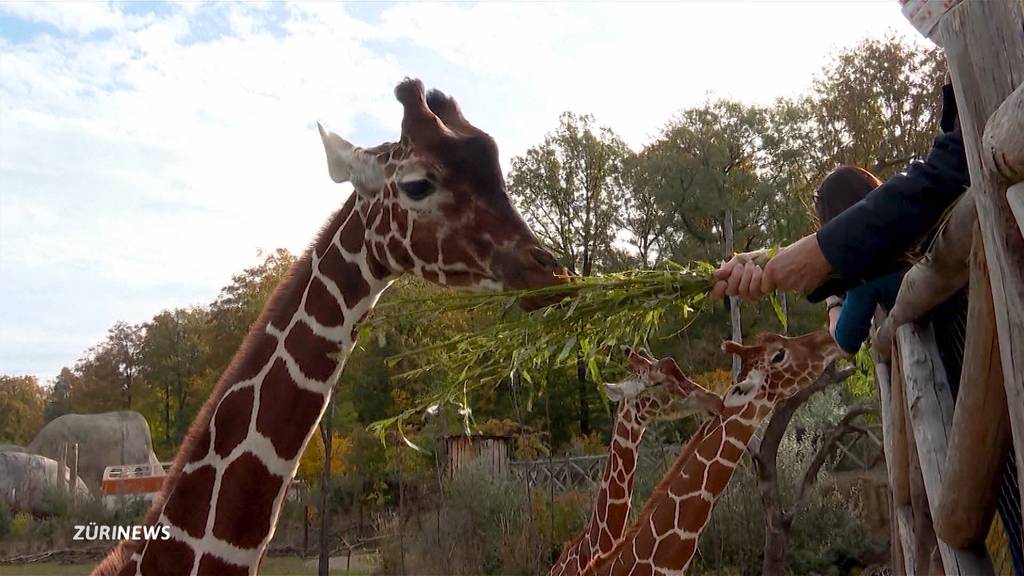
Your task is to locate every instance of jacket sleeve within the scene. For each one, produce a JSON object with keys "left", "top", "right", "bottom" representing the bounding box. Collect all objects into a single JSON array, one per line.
[
  {"left": 807, "top": 85, "right": 967, "bottom": 303},
  {"left": 814, "top": 126, "right": 967, "bottom": 293}
]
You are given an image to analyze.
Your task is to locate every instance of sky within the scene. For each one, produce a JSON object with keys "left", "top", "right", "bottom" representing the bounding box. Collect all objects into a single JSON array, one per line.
[{"left": 0, "top": 1, "right": 929, "bottom": 384}]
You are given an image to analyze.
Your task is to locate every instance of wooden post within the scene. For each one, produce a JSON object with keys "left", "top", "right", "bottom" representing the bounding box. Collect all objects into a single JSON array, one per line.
[
  {"left": 888, "top": 347, "right": 911, "bottom": 509},
  {"left": 57, "top": 443, "right": 67, "bottom": 495},
  {"left": 936, "top": 226, "right": 1012, "bottom": 546},
  {"left": 318, "top": 392, "right": 335, "bottom": 576},
  {"left": 936, "top": 0, "right": 1024, "bottom": 510},
  {"left": 1009, "top": 182, "right": 1024, "bottom": 237},
  {"left": 873, "top": 341, "right": 908, "bottom": 575},
  {"left": 724, "top": 208, "right": 741, "bottom": 381},
  {"left": 68, "top": 443, "right": 79, "bottom": 505},
  {"left": 897, "top": 322, "right": 993, "bottom": 575},
  {"left": 981, "top": 77, "right": 1024, "bottom": 185}
]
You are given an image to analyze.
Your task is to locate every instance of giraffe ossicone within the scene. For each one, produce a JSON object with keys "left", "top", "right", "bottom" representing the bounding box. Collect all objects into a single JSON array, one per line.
[{"left": 93, "top": 77, "right": 569, "bottom": 576}]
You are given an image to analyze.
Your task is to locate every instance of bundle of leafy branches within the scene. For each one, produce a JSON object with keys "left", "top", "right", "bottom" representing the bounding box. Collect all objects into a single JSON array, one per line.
[{"left": 364, "top": 261, "right": 755, "bottom": 445}]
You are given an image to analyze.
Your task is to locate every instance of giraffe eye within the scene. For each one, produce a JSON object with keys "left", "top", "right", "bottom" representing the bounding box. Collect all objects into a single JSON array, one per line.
[
  {"left": 770, "top": 350, "right": 786, "bottom": 364},
  {"left": 398, "top": 179, "right": 436, "bottom": 200}
]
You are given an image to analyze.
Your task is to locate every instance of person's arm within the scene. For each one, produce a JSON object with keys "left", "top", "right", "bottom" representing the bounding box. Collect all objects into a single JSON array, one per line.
[
  {"left": 833, "top": 286, "right": 877, "bottom": 355},
  {"left": 832, "top": 272, "right": 903, "bottom": 354}
]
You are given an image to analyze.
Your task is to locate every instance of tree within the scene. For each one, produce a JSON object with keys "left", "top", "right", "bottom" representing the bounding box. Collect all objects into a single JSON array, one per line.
[
  {"left": 618, "top": 152, "right": 676, "bottom": 269},
  {"left": 43, "top": 367, "right": 76, "bottom": 423},
  {"left": 206, "top": 248, "right": 296, "bottom": 375},
  {"left": 107, "top": 321, "right": 144, "bottom": 410},
  {"left": 507, "top": 112, "right": 630, "bottom": 435},
  {"left": 0, "top": 375, "right": 44, "bottom": 445},
  {"left": 811, "top": 35, "right": 946, "bottom": 179},
  {"left": 508, "top": 112, "right": 629, "bottom": 277},
  {"left": 141, "top": 307, "right": 208, "bottom": 447}
]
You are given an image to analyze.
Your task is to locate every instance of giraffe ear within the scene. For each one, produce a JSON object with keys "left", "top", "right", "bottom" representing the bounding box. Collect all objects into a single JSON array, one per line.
[
  {"left": 604, "top": 378, "right": 645, "bottom": 402},
  {"left": 317, "top": 122, "right": 385, "bottom": 196},
  {"left": 722, "top": 340, "right": 748, "bottom": 355}
]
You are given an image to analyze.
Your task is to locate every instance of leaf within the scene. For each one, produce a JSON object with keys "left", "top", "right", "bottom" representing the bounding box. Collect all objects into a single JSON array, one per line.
[
  {"left": 769, "top": 292, "right": 788, "bottom": 332},
  {"left": 555, "top": 335, "right": 578, "bottom": 364}
]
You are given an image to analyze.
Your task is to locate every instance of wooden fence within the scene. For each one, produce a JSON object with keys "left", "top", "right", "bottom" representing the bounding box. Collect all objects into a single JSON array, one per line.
[
  {"left": 871, "top": 2, "right": 1024, "bottom": 574},
  {"left": 509, "top": 431, "right": 882, "bottom": 492}
]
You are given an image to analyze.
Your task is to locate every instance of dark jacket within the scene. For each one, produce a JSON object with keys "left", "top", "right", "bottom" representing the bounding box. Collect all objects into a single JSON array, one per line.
[{"left": 809, "top": 84, "right": 969, "bottom": 302}]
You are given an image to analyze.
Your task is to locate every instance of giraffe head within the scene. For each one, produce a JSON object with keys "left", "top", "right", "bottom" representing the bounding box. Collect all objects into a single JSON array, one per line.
[
  {"left": 720, "top": 330, "right": 841, "bottom": 412},
  {"left": 318, "top": 78, "right": 569, "bottom": 304},
  {"left": 604, "top": 347, "right": 724, "bottom": 421}
]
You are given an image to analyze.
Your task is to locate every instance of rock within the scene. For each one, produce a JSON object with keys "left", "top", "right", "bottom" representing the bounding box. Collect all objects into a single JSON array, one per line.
[
  {"left": 27, "top": 412, "right": 160, "bottom": 491},
  {"left": 0, "top": 444, "right": 26, "bottom": 453},
  {"left": 0, "top": 451, "right": 91, "bottom": 514}
]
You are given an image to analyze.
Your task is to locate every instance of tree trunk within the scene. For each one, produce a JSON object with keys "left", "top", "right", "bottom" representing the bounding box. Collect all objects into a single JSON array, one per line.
[
  {"left": 576, "top": 249, "right": 594, "bottom": 436},
  {"left": 164, "top": 381, "right": 171, "bottom": 447},
  {"left": 724, "top": 208, "right": 742, "bottom": 380},
  {"left": 763, "top": 513, "right": 791, "bottom": 576},
  {"left": 318, "top": 392, "right": 335, "bottom": 576}
]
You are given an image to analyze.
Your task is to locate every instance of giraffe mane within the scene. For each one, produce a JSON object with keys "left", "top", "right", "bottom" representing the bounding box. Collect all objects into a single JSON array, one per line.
[{"left": 94, "top": 197, "right": 359, "bottom": 576}]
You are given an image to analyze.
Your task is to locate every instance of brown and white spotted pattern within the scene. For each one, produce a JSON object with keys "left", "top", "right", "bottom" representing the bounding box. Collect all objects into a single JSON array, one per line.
[
  {"left": 583, "top": 331, "right": 841, "bottom": 576},
  {"left": 92, "top": 78, "right": 568, "bottom": 576},
  {"left": 550, "top": 349, "right": 723, "bottom": 576}
]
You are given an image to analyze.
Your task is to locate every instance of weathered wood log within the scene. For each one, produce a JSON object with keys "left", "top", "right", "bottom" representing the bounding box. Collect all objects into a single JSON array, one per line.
[
  {"left": 982, "top": 79, "right": 1024, "bottom": 184},
  {"left": 885, "top": 191, "right": 976, "bottom": 332},
  {"left": 888, "top": 345, "right": 911, "bottom": 508},
  {"left": 904, "top": 371, "right": 941, "bottom": 574},
  {"left": 873, "top": 309, "right": 912, "bottom": 575},
  {"left": 895, "top": 505, "right": 918, "bottom": 576},
  {"left": 937, "top": 0, "right": 1024, "bottom": 511},
  {"left": 898, "top": 322, "right": 994, "bottom": 575},
  {"left": 936, "top": 226, "right": 1012, "bottom": 547},
  {"left": 1009, "top": 182, "right": 1024, "bottom": 238}
]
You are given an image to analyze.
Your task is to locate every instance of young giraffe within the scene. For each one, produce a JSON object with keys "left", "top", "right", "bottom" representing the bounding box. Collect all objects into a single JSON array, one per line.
[
  {"left": 583, "top": 330, "right": 841, "bottom": 576},
  {"left": 550, "top": 348, "right": 723, "bottom": 576},
  {"left": 93, "top": 78, "right": 569, "bottom": 576}
]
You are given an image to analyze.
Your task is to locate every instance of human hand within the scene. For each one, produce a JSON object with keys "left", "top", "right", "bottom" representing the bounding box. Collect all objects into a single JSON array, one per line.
[
  {"left": 760, "top": 233, "right": 831, "bottom": 295},
  {"left": 710, "top": 249, "right": 771, "bottom": 301}
]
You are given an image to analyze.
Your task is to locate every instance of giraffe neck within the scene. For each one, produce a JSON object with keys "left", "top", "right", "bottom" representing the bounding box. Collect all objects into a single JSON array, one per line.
[
  {"left": 551, "top": 400, "right": 653, "bottom": 576},
  {"left": 96, "top": 192, "right": 394, "bottom": 576},
  {"left": 587, "top": 401, "right": 770, "bottom": 576}
]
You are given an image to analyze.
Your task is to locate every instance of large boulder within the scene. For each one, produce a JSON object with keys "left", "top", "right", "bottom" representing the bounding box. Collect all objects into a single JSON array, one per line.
[
  {"left": 0, "top": 451, "right": 91, "bottom": 513},
  {"left": 28, "top": 412, "right": 160, "bottom": 491},
  {"left": 0, "top": 444, "right": 26, "bottom": 453}
]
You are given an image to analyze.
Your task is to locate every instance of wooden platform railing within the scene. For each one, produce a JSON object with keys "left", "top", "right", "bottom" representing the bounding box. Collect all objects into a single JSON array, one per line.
[{"left": 872, "top": 1, "right": 1024, "bottom": 573}]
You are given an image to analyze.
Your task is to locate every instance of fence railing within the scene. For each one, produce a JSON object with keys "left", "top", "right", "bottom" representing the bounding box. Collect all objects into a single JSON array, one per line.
[{"left": 869, "top": 2, "right": 1024, "bottom": 575}]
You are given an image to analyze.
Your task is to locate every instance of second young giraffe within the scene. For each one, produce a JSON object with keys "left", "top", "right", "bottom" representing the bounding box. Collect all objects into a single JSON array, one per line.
[
  {"left": 549, "top": 348, "right": 723, "bottom": 576},
  {"left": 583, "top": 331, "right": 841, "bottom": 576}
]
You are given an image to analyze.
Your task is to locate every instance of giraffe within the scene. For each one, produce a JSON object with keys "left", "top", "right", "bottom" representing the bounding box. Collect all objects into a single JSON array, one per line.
[
  {"left": 93, "top": 78, "right": 569, "bottom": 576},
  {"left": 583, "top": 330, "right": 842, "bottom": 576},
  {"left": 550, "top": 348, "right": 724, "bottom": 576}
]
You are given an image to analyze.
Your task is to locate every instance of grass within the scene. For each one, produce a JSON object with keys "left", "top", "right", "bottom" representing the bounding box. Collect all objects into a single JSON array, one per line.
[{"left": 0, "top": 556, "right": 375, "bottom": 576}]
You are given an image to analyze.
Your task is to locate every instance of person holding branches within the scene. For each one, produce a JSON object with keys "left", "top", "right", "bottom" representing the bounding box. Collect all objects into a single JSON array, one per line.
[{"left": 710, "top": 77, "right": 1023, "bottom": 574}]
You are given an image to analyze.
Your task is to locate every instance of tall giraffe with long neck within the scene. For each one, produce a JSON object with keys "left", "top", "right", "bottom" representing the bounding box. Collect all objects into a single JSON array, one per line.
[
  {"left": 584, "top": 331, "right": 841, "bottom": 576},
  {"left": 550, "top": 349, "right": 723, "bottom": 576},
  {"left": 94, "top": 78, "right": 568, "bottom": 576}
]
